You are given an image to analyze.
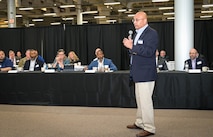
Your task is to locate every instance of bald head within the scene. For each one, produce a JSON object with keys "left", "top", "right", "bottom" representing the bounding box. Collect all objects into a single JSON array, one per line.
[
  {"left": 133, "top": 11, "right": 148, "bottom": 30},
  {"left": 135, "top": 11, "right": 147, "bottom": 19},
  {"left": 189, "top": 48, "right": 198, "bottom": 60}
]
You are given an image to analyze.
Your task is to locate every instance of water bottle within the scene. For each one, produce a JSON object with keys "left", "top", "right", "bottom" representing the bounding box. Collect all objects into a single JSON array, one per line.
[
  {"left": 42, "top": 63, "right": 47, "bottom": 72},
  {"left": 185, "top": 62, "right": 189, "bottom": 72},
  {"left": 44, "top": 63, "right": 48, "bottom": 69}
]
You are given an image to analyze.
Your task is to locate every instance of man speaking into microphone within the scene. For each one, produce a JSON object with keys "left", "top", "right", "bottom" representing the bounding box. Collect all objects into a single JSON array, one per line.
[{"left": 123, "top": 11, "right": 158, "bottom": 137}]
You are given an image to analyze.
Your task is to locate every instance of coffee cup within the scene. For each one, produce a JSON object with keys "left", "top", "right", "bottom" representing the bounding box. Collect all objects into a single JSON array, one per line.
[
  {"left": 17, "top": 67, "right": 23, "bottom": 72},
  {"left": 92, "top": 67, "right": 98, "bottom": 71},
  {"left": 202, "top": 66, "right": 209, "bottom": 72}
]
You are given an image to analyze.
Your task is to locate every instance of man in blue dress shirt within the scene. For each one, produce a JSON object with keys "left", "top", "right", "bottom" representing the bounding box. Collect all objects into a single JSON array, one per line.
[{"left": 87, "top": 50, "right": 117, "bottom": 71}]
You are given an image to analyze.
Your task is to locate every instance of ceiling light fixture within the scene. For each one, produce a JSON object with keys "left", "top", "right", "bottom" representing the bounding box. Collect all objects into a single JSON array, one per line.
[
  {"left": 51, "top": 22, "right": 61, "bottom": 25},
  {"left": 159, "top": 7, "right": 174, "bottom": 10},
  {"left": 44, "top": 13, "right": 57, "bottom": 16},
  {"left": 62, "top": 17, "right": 74, "bottom": 21},
  {"left": 60, "top": 5, "right": 75, "bottom": 8},
  {"left": 19, "top": 7, "right": 34, "bottom": 10},
  {"left": 125, "top": 9, "right": 133, "bottom": 14},
  {"left": 41, "top": 8, "right": 47, "bottom": 11},
  {"left": 82, "top": 11, "right": 98, "bottom": 14},
  {"left": 152, "top": 0, "right": 169, "bottom": 2},
  {"left": 202, "top": 4, "right": 213, "bottom": 8},
  {"left": 94, "top": 16, "right": 106, "bottom": 19},
  {"left": 0, "top": 25, "right": 8, "bottom": 28},
  {"left": 29, "top": 24, "right": 35, "bottom": 26},
  {"left": 201, "top": 10, "right": 213, "bottom": 13},
  {"left": 104, "top": 2, "right": 120, "bottom": 6},
  {"left": 16, "top": 15, "right": 22, "bottom": 18},
  {"left": 82, "top": 21, "right": 88, "bottom": 24},
  {"left": 32, "top": 19, "right": 44, "bottom": 22},
  {"left": 128, "top": 14, "right": 135, "bottom": 17},
  {"left": 118, "top": 9, "right": 127, "bottom": 12},
  {"left": 200, "top": 15, "right": 212, "bottom": 18},
  {"left": 106, "top": 20, "right": 117, "bottom": 23},
  {"left": 167, "top": 17, "right": 175, "bottom": 20},
  {"left": 163, "top": 12, "right": 175, "bottom": 15}
]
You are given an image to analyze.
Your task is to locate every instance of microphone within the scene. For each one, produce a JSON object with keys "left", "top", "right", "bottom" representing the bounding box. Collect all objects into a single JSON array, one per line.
[{"left": 128, "top": 30, "right": 133, "bottom": 39}]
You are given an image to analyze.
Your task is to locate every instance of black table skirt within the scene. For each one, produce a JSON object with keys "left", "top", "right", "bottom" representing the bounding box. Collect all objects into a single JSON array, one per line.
[{"left": 0, "top": 71, "right": 213, "bottom": 109}]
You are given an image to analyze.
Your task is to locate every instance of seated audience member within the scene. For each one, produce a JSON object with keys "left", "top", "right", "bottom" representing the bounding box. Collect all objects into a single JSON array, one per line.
[
  {"left": 93, "top": 47, "right": 101, "bottom": 61},
  {"left": 18, "top": 49, "right": 31, "bottom": 68},
  {"left": 31, "top": 50, "right": 45, "bottom": 63},
  {"left": 87, "top": 50, "right": 117, "bottom": 71},
  {"left": 0, "top": 50, "right": 13, "bottom": 72},
  {"left": 184, "top": 48, "right": 207, "bottom": 70},
  {"left": 52, "top": 49, "right": 70, "bottom": 71},
  {"left": 16, "top": 51, "right": 22, "bottom": 64},
  {"left": 156, "top": 50, "right": 168, "bottom": 71},
  {"left": 8, "top": 50, "right": 17, "bottom": 66},
  {"left": 159, "top": 50, "right": 169, "bottom": 61},
  {"left": 67, "top": 51, "right": 80, "bottom": 64},
  {"left": 23, "top": 49, "right": 44, "bottom": 71}
]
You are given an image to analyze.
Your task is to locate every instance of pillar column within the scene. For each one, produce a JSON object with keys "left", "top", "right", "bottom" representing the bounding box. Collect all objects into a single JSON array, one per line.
[
  {"left": 7, "top": 0, "right": 16, "bottom": 28},
  {"left": 175, "top": 0, "right": 194, "bottom": 70},
  {"left": 76, "top": 0, "right": 82, "bottom": 25}
]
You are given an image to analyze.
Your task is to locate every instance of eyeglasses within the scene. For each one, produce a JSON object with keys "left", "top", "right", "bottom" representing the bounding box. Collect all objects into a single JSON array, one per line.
[{"left": 132, "top": 18, "right": 144, "bottom": 22}]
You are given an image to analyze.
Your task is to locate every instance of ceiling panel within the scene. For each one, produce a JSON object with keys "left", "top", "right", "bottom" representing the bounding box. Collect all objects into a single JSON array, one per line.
[{"left": 0, "top": 0, "right": 212, "bottom": 28}]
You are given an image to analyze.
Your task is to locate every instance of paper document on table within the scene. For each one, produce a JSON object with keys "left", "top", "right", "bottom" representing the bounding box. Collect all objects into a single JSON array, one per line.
[
  {"left": 8, "top": 70, "right": 18, "bottom": 73},
  {"left": 85, "top": 70, "right": 96, "bottom": 73},
  {"left": 44, "top": 69, "right": 55, "bottom": 73},
  {"left": 188, "top": 69, "right": 201, "bottom": 73}
]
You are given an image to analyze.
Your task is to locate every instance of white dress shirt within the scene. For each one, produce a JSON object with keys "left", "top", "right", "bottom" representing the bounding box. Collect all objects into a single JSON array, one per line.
[
  {"left": 29, "top": 59, "right": 36, "bottom": 71},
  {"left": 191, "top": 59, "right": 196, "bottom": 69}
]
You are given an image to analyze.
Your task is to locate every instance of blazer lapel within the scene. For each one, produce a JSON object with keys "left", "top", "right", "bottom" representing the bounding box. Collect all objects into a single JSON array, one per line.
[{"left": 139, "top": 26, "right": 150, "bottom": 39}]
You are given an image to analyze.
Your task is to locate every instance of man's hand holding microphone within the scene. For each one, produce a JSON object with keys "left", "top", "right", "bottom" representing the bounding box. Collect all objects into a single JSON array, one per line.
[{"left": 123, "top": 30, "right": 133, "bottom": 49}]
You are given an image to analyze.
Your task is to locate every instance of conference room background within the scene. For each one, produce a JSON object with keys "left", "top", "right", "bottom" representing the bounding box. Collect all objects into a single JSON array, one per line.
[{"left": 0, "top": 20, "right": 213, "bottom": 70}]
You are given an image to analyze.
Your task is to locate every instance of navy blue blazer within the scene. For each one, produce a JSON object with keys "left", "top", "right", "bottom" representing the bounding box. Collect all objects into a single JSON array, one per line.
[
  {"left": 130, "top": 26, "right": 158, "bottom": 82},
  {"left": 184, "top": 58, "right": 206, "bottom": 70},
  {"left": 24, "top": 58, "right": 44, "bottom": 71},
  {"left": 88, "top": 58, "right": 117, "bottom": 71}
]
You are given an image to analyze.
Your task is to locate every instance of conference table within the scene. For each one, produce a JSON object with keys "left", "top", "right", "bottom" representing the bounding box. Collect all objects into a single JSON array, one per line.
[
  {"left": 0, "top": 70, "right": 212, "bottom": 109},
  {"left": 154, "top": 71, "right": 213, "bottom": 109}
]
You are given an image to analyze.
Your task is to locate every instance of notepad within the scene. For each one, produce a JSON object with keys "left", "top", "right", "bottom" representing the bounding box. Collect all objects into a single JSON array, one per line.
[{"left": 188, "top": 69, "right": 201, "bottom": 73}]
